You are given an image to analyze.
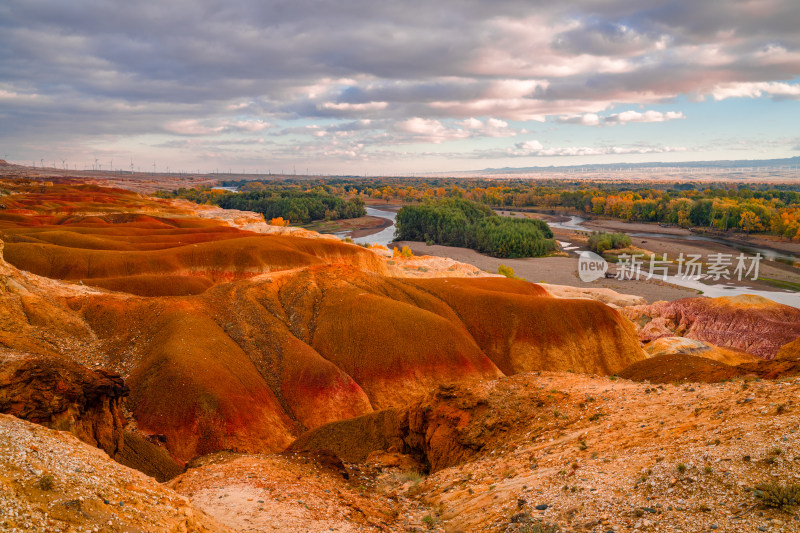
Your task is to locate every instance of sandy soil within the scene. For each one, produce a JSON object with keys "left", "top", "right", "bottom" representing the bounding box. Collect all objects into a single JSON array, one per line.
[
  {"left": 392, "top": 241, "right": 700, "bottom": 304},
  {"left": 302, "top": 215, "right": 391, "bottom": 238},
  {"left": 574, "top": 221, "right": 800, "bottom": 292},
  {"left": 497, "top": 209, "right": 800, "bottom": 296},
  {"left": 584, "top": 217, "right": 800, "bottom": 257}
]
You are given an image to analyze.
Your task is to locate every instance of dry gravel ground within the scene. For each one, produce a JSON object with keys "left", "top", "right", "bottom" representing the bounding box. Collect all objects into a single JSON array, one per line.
[
  {"left": 3, "top": 372, "right": 800, "bottom": 532},
  {"left": 169, "top": 452, "right": 439, "bottom": 532},
  {"left": 416, "top": 372, "right": 800, "bottom": 532},
  {"left": 0, "top": 414, "right": 227, "bottom": 532}
]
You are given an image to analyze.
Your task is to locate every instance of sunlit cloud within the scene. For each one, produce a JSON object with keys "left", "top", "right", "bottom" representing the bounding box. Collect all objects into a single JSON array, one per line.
[{"left": 711, "top": 82, "right": 800, "bottom": 101}]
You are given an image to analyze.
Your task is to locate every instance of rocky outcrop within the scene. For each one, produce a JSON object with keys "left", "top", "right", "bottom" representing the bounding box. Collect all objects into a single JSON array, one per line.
[
  {"left": 622, "top": 295, "right": 800, "bottom": 359},
  {"left": 291, "top": 380, "right": 565, "bottom": 472},
  {"left": 643, "top": 336, "right": 759, "bottom": 365},
  {"left": 0, "top": 349, "right": 128, "bottom": 455},
  {"left": 540, "top": 283, "right": 647, "bottom": 308}
]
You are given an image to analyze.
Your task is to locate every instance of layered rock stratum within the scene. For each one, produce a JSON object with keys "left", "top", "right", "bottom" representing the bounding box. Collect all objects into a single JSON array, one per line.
[
  {"left": 0, "top": 349, "right": 128, "bottom": 455},
  {"left": 622, "top": 294, "right": 800, "bottom": 359}
]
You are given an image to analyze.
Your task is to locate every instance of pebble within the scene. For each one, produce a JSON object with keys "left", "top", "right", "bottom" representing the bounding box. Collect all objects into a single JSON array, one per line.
[{"left": 535, "top": 503, "right": 549, "bottom": 510}]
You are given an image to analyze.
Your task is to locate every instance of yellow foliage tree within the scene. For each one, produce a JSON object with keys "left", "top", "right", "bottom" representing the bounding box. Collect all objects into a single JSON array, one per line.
[{"left": 392, "top": 245, "right": 414, "bottom": 258}]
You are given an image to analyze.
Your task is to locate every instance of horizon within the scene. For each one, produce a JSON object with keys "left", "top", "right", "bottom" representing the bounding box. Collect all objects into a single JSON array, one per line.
[{"left": 1, "top": 1, "right": 799, "bottom": 174}]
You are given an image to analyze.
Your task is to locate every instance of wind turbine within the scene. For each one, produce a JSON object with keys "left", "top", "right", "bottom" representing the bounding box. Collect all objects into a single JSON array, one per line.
[
  {"left": 61, "top": 159, "right": 66, "bottom": 170},
  {"left": 130, "top": 159, "right": 134, "bottom": 174},
  {"left": 94, "top": 158, "right": 99, "bottom": 171}
]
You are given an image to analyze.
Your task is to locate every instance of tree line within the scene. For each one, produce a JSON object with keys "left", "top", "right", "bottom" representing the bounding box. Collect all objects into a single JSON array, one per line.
[
  {"left": 154, "top": 187, "right": 365, "bottom": 224},
  {"left": 395, "top": 198, "right": 556, "bottom": 258}
]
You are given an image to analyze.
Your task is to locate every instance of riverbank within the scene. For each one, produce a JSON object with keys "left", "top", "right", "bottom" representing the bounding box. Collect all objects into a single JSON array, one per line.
[
  {"left": 500, "top": 208, "right": 800, "bottom": 261},
  {"left": 301, "top": 215, "right": 389, "bottom": 236},
  {"left": 355, "top": 204, "right": 799, "bottom": 305},
  {"left": 392, "top": 240, "right": 700, "bottom": 303}
]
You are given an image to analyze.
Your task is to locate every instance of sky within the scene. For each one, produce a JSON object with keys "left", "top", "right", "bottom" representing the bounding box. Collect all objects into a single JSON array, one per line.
[{"left": 1, "top": 0, "right": 799, "bottom": 175}]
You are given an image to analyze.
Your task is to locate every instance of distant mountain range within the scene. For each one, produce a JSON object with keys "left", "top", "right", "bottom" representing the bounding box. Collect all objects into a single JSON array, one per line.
[{"left": 472, "top": 156, "right": 800, "bottom": 174}]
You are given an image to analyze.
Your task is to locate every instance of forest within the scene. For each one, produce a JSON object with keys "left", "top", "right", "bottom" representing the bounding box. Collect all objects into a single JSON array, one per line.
[
  {"left": 158, "top": 177, "right": 800, "bottom": 241},
  {"left": 395, "top": 198, "right": 556, "bottom": 258},
  {"left": 155, "top": 186, "right": 365, "bottom": 224},
  {"left": 308, "top": 177, "right": 800, "bottom": 241}
]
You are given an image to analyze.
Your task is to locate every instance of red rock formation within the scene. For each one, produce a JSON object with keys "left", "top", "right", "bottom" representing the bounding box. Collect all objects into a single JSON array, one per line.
[
  {"left": 622, "top": 295, "right": 800, "bottom": 359},
  {"left": 0, "top": 349, "right": 128, "bottom": 455},
  {"left": 0, "top": 182, "right": 647, "bottom": 465}
]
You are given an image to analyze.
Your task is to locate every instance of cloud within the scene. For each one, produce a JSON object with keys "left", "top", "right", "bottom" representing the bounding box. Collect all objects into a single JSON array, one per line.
[
  {"left": 164, "top": 118, "right": 272, "bottom": 136},
  {"left": 556, "top": 110, "right": 685, "bottom": 126},
  {"left": 507, "top": 140, "right": 687, "bottom": 157},
  {"left": 0, "top": 0, "right": 798, "bottom": 169},
  {"left": 394, "top": 117, "right": 470, "bottom": 143},
  {"left": 556, "top": 113, "right": 601, "bottom": 126},
  {"left": 552, "top": 21, "right": 661, "bottom": 57},
  {"left": 711, "top": 82, "right": 800, "bottom": 101},
  {"left": 604, "top": 110, "right": 685, "bottom": 124},
  {"left": 318, "top": 101, "right": 389, "bottom": 113}
]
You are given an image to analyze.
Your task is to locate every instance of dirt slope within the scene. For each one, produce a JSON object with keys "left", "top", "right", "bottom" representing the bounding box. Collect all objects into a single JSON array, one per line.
[
  {"left": 293, "top": 372, "right": 800, "bottom": 532},
  {"left": 0, "top": 413, "right": 228, "bottom": 532}
]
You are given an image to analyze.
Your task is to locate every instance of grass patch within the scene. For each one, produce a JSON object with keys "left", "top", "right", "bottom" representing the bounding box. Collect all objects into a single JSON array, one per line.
[{"left": 757, "top": 277, "right": 800, "bottom": 292}]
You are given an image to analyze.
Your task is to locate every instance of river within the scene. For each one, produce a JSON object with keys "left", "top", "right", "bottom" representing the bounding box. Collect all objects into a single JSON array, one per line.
[
  {"left": 348, "top": 207, "right": 397, "bottom": 247},
  {"left": 549, "top": 215, "right": 799, "bottom": 308},
  {"left": 549, "top": 215, "right": 799, "bottom": 265}
]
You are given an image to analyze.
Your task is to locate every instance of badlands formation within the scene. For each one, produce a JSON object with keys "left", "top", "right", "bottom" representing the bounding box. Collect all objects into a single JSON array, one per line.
[{"left": 0, "top": 178, "right": 799, "bottom": 532}]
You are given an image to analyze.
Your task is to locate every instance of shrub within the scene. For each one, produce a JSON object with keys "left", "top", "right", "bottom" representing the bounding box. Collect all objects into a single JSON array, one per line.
[
  {"left": 392, "top": 245, "right": 414, "bottom": 258},
  {"left": 269, "top": 216, "right": 290, "bottom": 226},
  {"left": 498, "top": 264, "right": 521, "bottom": 279},
  {"left": 754, "top": 482, "right": 800, "bottom": 511},
  {"left": 588, "top": 231, "right": 632, "bottom": 254},
  {"left": 676, "top": 463, "right": 687, "bottom": 473},
  {"left": 397, "top": 470, "right": 425, "bottom": 487},
  {"left": 37, "top": 475, "right": 55, "bottom": 491}
]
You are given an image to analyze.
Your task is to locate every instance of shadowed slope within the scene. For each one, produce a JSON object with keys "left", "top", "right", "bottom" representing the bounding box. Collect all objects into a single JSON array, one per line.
[{"left": 409, "top": 277, "right": 644, "bottom": 375}]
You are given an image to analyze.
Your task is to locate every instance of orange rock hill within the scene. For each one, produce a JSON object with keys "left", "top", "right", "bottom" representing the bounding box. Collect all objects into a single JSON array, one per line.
[{"left": 0, "top": 180, "right": 645, "bottom": 465}]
